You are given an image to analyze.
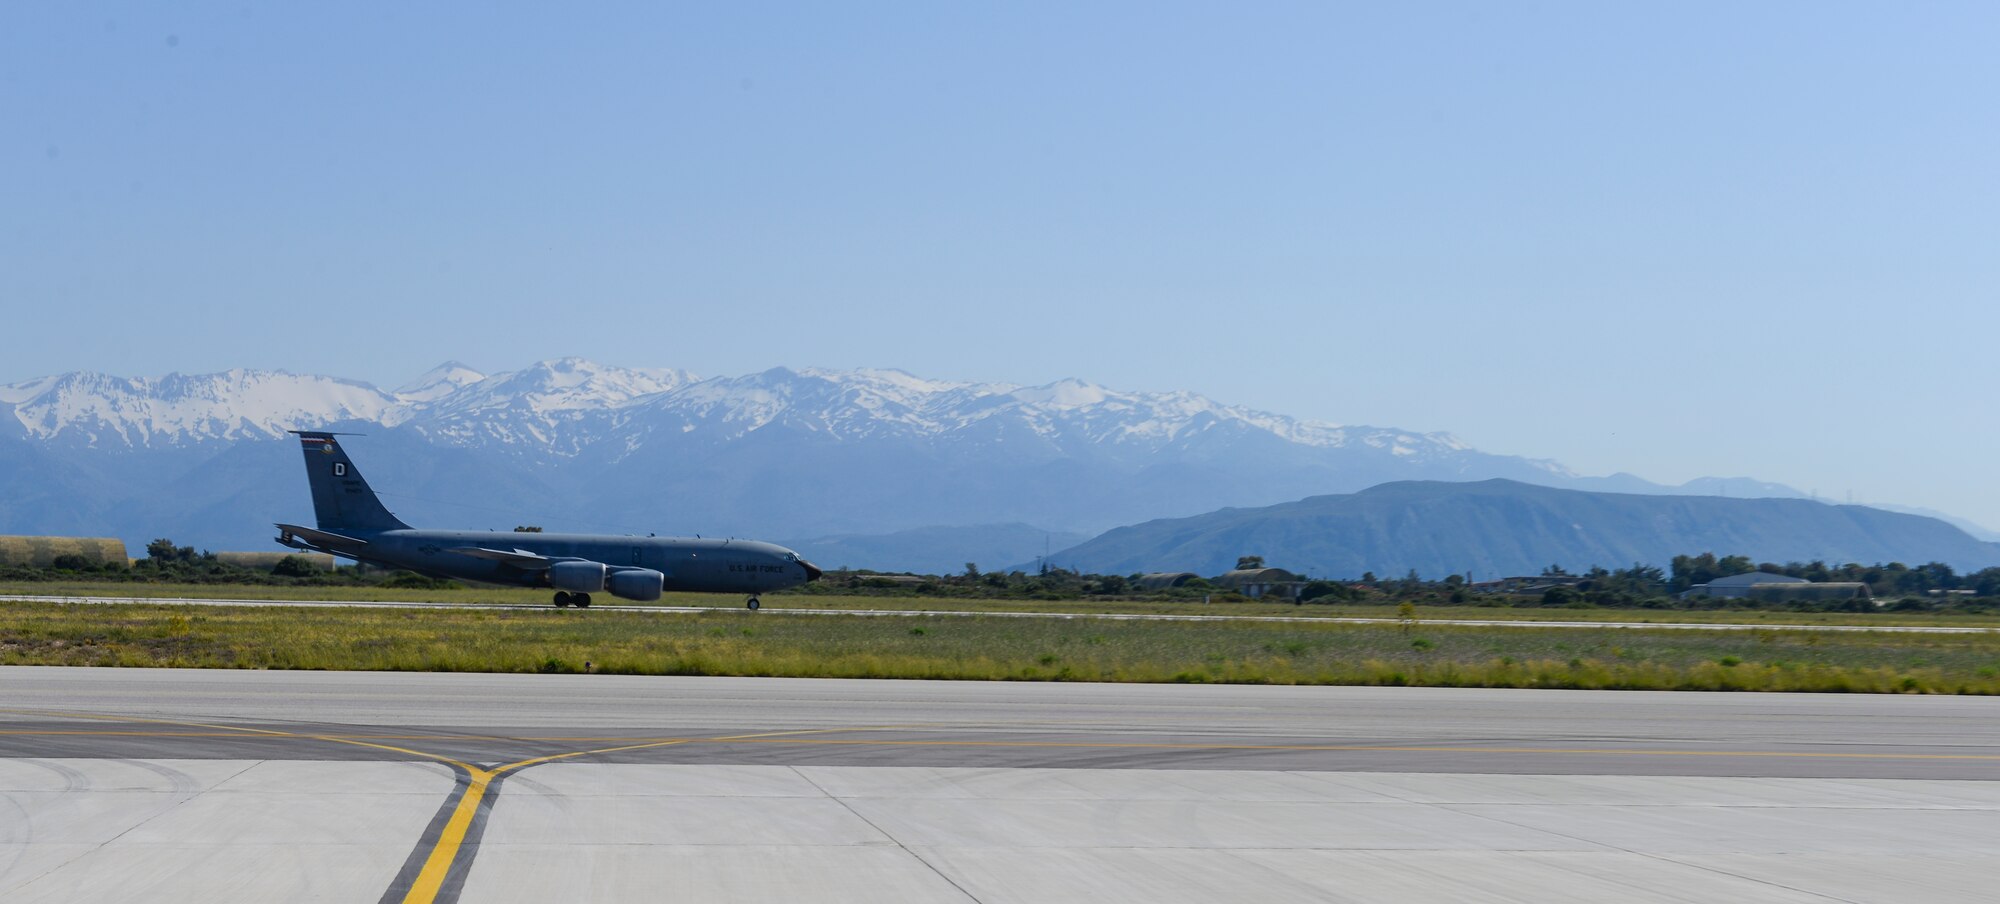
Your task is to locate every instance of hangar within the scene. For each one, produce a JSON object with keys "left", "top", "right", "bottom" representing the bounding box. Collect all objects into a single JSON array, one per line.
[
  {"left": 1681, "top": 571, "right": 1871, "bottom": 601},
  {"left": 1135, "top": 572, "right": 1201, "bottom": 590},
  {"left": 1215, "top": 567, "right": 1306, "bottom": 600},
  {"left": 0, "top": 536, "right": 128, "bottom": 568}
]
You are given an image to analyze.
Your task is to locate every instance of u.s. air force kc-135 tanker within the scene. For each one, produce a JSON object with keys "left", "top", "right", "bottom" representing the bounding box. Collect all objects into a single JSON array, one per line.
[{"left": 275, "top": 431, "right": 821, "bottom": 609}]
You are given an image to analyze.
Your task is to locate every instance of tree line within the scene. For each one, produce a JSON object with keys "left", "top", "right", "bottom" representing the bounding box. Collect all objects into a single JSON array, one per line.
[{"left": 9, "top": 539, "right": 1999, "bottom": 613}]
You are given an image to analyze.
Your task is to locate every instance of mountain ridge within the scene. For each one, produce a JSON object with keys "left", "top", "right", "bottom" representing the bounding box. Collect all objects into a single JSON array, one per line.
[{"left": 1, "top": 360, "right": 1980, "bottom": 563}]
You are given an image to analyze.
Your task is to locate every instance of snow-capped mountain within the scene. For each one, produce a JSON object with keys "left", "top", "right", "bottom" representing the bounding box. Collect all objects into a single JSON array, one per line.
[
  {"left": 0, "top": 358, "right": 1872, "bottom": 560},
  {"left": 0, "top": 369, "right": 399, "bottom": 448},
  {"left": 391, "top": 362, "right": 486, "bottom": 405},
  {"left": 0, "top": 358, "right": 699, "bottom": 450},
  {"left": 0, "top": 360, "right": 1529, "bottom": 470},
  {"left": 400, "top": 358, "right": 695, "bottom": 455},
  {"left": 594, "top": 366, "right": 1507, "bottom": 469}
]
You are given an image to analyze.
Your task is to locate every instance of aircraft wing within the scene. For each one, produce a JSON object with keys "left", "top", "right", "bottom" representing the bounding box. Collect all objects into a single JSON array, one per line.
[{"left": 446, "top": 547, "right": 556, "bottom": 569}]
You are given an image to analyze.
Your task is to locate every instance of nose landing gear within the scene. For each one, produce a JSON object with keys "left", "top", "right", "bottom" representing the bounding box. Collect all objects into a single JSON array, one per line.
[{"left": 746, "top": 596, "right": 761, "bottom": 610}]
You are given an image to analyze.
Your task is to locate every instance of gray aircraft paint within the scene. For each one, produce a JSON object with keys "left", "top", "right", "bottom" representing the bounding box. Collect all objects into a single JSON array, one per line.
[{"left": 277, "top": 432, "right": 819, "bottom": 603}]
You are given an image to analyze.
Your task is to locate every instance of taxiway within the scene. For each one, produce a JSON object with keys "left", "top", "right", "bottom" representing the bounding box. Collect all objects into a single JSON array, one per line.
[{"left": 3, "top": 668, "right": 1997, "bottom": 902}]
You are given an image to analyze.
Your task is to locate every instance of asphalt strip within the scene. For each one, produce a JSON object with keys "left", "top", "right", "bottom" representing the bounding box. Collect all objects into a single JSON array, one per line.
[{"left": 3, "top": 593, "right": 1995, "bottom": 634}]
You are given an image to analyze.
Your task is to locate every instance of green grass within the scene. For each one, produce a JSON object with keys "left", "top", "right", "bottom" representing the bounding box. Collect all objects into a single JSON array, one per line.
[
  {"left": 1, "top": 580, "right": 564, "bottom": 605},
  {"left": 5, "top": 600, "right": 2000, "bottom": 693},
  {"left": 7, "top": 581, "right": 2000, "bottom": 629}
]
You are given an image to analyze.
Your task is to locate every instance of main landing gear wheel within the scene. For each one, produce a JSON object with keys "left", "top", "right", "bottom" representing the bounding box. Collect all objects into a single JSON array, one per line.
[
  {"left": 554, "top": 592, "right": 593, "bottom": 608},
  {"left": 553, "top": 591, "right": 573, "bottom": 608},
  {"left": 746, "top": 596, "right": 761, "bottom": 610}
]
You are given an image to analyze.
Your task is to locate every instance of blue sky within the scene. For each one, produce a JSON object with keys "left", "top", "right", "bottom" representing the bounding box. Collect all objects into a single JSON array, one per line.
[{"left": 5, "top": 2, "right": 1997, "bottom": 527}]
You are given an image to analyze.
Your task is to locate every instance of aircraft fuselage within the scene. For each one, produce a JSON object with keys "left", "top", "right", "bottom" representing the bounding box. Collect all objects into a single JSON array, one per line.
[{"left": 279, "top": 528, "right": 817, "bottom": 595}]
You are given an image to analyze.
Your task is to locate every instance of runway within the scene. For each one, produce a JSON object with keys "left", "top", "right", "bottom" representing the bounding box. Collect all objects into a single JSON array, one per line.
[
  {"left": 7, "top": 592, "right": 1998, "bottom": 633},
  {"left": 4, "top": 667, "right": 1999, "bottom": 902}
]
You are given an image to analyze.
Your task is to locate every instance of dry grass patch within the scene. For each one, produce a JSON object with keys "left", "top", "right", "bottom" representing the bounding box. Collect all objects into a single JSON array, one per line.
[{"left": 3, "top": 601, "right": 2000, "bottom": 693}]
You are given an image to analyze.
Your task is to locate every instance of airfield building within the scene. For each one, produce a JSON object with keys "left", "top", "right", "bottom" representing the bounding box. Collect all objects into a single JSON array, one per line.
[
  {"left": 1136, "top": 572, "right": 1201, "bottom": 590},
  {"left": 1681, "top": 571, "right": 1871, "bottom": 602},
  {"left": 0, "top": 536, "right": 128, "bottom": 568},
  {"left": 1214, "top": 567, "right": 1306, "bottom": 600}
]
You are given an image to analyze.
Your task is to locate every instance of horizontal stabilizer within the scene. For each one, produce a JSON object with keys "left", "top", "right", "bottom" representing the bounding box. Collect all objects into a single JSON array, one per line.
[
  {"left": 275, "top": 523, "right": 369, "bottom": 548},
  {"left": 446, "top": 546, "right": 556, "bottom": 569}
]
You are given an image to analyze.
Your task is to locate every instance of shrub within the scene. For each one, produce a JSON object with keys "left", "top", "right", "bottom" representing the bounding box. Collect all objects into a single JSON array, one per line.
[
  {"left": 271, "top": 555, "right": 322, "bottom": 578},
  {"left": 1300, "top": 580, "right": 1356, "bottom": 603}
]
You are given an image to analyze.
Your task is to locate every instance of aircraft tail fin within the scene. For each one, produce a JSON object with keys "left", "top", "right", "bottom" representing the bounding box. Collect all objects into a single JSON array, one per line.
[{"left": 289, "top": 431, "right": 411, "bottom": 532}]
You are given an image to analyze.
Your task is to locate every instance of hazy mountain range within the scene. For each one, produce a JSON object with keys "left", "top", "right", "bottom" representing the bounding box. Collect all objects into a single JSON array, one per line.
[
  {"left": 1047, "top": 480, "right": 2000, "bottom": 579},
  {"left": 781, "top": 524, "right": 1090, "bottom": 576},
  {"left": 1, "top": 358, "right": 1991, "bottom": 572}
]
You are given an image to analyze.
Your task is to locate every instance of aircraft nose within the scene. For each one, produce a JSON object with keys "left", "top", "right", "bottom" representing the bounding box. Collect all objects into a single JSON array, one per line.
[{"left": 800, "top": 559, "right": 824, "bottom": 582}]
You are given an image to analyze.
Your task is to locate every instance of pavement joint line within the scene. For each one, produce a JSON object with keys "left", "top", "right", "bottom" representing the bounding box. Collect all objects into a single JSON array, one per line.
[
  {"left": 1650, "top": 854, "right": 1868, "bottom": 904},
  {"left": 388, "top": 727, "right": 907, "bottom": 904},
  {"left": 0, "top": 758, "right": 265, "bottom": 898},
  {"left": 788, "top": 764, "right": 986, "bottom": 904},
  {"left": 6, "top": 593, "right": 1997, "bottom": 634},
  {"left": 1429, "top": 800, "right": 1861, "bottom": 903},
  {"left": 1422, "top": 802, "right": 1847, "bottom": 903}
]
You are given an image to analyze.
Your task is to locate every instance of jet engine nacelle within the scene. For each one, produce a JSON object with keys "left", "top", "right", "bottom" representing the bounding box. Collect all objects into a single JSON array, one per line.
[
  {"left": 549, "top": 561, "right": 608, "bottom": 593},
  {"left": 607, "top": 568, "right": 665, "bottom": 602}
]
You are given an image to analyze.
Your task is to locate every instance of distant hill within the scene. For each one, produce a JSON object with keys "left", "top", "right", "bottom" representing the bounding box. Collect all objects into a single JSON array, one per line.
[
  {"left": 1860, "top": 504, "right": 2000, "bottom": 543},
  {"left": 781, "top": 523, "right": 1087, "bottom": 575},
  {"left": 1048, "top": 480, "right": 2000, "bottom": 579}
]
